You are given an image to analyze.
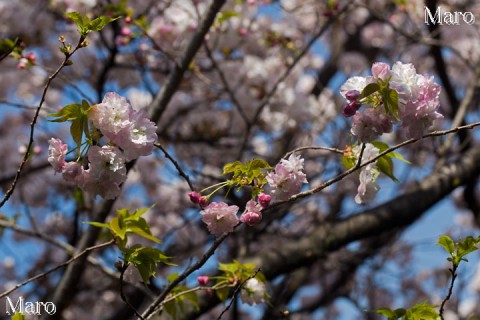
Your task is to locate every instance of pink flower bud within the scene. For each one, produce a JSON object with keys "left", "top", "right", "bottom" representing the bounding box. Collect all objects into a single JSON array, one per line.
[
  {"left": 17, "top": 58, "right": 28, "bottom": 69},
  {"left": 239, "top": 27, "right": 248, "bottom": 37},
  {"left": 240, "top": 211, "right": 262, "bottom": 225},
  {"left": 25, "top": 53, "right": 36, "bottom": 63},
  {"left": 188, "top": 191, "right": 201, "bottom": 204},
  {"left": 258, "top": 193, "right": 271, "bottom": 208},
  {"left": 199, "top": 196, "right": 208, "bottom": 207},
  {"left": 345, "top": 90, "right": 360, "bottom": 101},
  {"left": 197, "top": 276, "right": 209, "bottom": 285},
  {"left": 121, "top": 26, "right": 132, "bottom": 37},
  {"left": 125, "top": 16, "right": 133, "bottom": 24}
]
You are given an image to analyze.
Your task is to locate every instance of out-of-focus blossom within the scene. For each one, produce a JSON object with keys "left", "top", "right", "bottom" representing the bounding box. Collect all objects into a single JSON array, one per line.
[{"left": 241, "top": 278, "right": 266, "bottom": 305}]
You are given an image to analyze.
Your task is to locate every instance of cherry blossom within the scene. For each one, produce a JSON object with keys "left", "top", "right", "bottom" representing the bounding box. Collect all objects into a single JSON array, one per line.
[
  {"left": 200, "top": 202, "right": 239, "bottom": 236},
  {"left": 47, "top": 138, "right": 67, "bottom": 173},
  {"left": 81, "top": 146, "right": 127, "bottom": 200},
  {"left": 88, "top": 92, "right": 158, "bottom": 161},
  {"left": 353, "top": 144, "right": 380, "bottom": 204},
  {"left": 241, "top": 278, "right": 266, "bottom": 305},
  {"left": 266, "top": 154, "right": 308, "bottom": 201},
  {"left": 240, "top": 200, "right": 263, "bottom": 225}
]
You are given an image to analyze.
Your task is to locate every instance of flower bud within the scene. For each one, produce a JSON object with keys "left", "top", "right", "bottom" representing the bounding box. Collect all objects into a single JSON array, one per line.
[
  {"left": 342, "top": 103, "right": 357, "bottom": 117},
  {"left": 258, "top": 193, "right": 271, "bottom": 208},
  {"left": 345, "top": 90, "right": 360, "bottom": 101},
  {"left": 197, "top": 276, "right": 209, "bottom": 285},
  {"left": 188, "top": 191, "right": 201, "bottom": 204}
]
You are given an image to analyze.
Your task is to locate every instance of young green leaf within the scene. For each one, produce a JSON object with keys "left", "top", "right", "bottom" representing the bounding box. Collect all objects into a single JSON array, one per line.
[
  {"left": 437, "top": 235, "right": 455, "bottom": 255},
  {"left": 361, "top": 83, "right": 380, "bottom": 98}
]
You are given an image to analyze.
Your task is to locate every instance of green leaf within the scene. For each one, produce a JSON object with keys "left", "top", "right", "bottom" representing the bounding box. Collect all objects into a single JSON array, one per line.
[
  {"left": 87, "top": 221, "right": 110, "bottom": 229},
  {"left": 377, "top": 156, "right": 398, "bottom": 182},
  {"left": 168, "top": 272, "right": 179, "bottom": 283},
  {"left": 341, "top": 154, "right": 356, "bottom": 170},
  {"left": 70, "top": 119, "right": 84, "bottom": 153},
  {"left": 383, "top": 88, "right": 399, "bottom": 120},
  {"left": 110, "top": 217, "right": 126, "bottom": 240},
  {"left": 406, "top": 301, "right": 439, "bottom": 319},
  {"left": 223, "top": 161, "right": 243, "bottom": 175},
  {"left": 124, "top": 205, "right": 154, "bottom": 222},
  {"left": 88, "top": 16, "right": 121, "bottom": 32},
  {"left": 127, "top": 218, "right": 161, "bottom": 244},
  {"left": 216, "top": 286, "right": 230, "bottom": 302},
  {"left": 123, "top": 246, "right": 174, "bottom": 284},
  {"left": 217, "top": 10, "right": 239, "bottom": 25},
  {"left": 66, "top": 12, "right": 86, "bottom": 28},
  {"left": 248, "top": 159, "right": 271, "bottom": 171},
  {"left": 457, "top": 236, "right": 479, "bottom": 259},
  {"left": 48, "top": 103, "right": 83, "bottom": 122},
  {"left": 437, "top": 235, "right": 455, "bottom": 255},
  {"left": 388, "top": 151, "right": 411, "bottom": 164},
  {"left": 361, "top": 83, "right": 380, "bottom": 98},
  {"left": 370, "top": 308, "right": 395, "bottom": 318},
  {"left": 12, "top": 313, "right": 26, "bottom": 320}
]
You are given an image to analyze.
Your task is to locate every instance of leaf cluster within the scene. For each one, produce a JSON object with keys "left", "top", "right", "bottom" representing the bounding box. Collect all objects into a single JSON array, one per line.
[
  {"left": 89, "top": 206, "right": 174, "bottom": 284},
  {"left": 163, "top": 273, "right": 199, "bottom": 318},
  {"left": 215, "top": 260, "right": 266, "bottom": 302},
  {"left": 48, "top": 100, "right": 91, "bottom": 157},
  {"left": 361, "top": 77, "right": 399, "bottom": 120},
  {"left": 66, "top": 12, "right": 120, "bottom": 37},
  {"left": 223, "top": 159, "right": 271, "bottom": 197},
  {"left": 371, "top": 301, "right": 439, "bottom": 320},
  {"left": 437, "top": 235, "right": 480, "bottom": 267}
]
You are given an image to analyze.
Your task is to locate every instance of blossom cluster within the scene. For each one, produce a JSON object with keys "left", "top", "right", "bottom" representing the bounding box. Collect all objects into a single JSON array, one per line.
[
  {"left": 340, "top": 61, "right": 443, "bottom": 141},
  {"left": 48, "top": 92, "right": 157, "bottom": 199},
  {"left": 194, "top": 154, "right": 307, "bottom": 236}
]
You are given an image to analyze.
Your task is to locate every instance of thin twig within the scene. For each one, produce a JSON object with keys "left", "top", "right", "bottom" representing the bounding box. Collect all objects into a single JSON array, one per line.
[
  {"left": 142, "top": 233, "right": 229, "bottom": 319},
  {"left": 120, "top": 264, "right": 146, "bottom": 320},
  {"left": 439, "top": 264, "right": 458, "bottom": 319},
  {"left": 203, "top": 42, "right": 250, "bottom": 125},
  {"left": 268, "top": 120, "right": 480, "bottom": 210},
  {"left": 0, "top": 239, "right": 115, "bottom": 299},
  {"left": 0, "top": 36, "right": 85, "bottom": 209},
  {"left": 284, "top": 146, "right": 344, "bottom": 159},
  {"left": 154, "top": 142, "right": 194, "bottom": 191},
  {"left": 216, "top": 269, "right": 261, "bottom": 320}
]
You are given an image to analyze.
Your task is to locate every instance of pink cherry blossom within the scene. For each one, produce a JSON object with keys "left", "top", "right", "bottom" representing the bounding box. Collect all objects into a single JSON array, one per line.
[
  {"left": 120, "top": 109, "right": 158, "bottom": 161},
  {"left": 240, "top": 200, "right": 263, "bottom": 225},
  {"left": 88, "top": 92, "right": 131, "bottom": 138},
  {"left": 62, "top": 162, "right": 86, "bottom": 186},
  {"left": 258, "top": 193, "right": 271, "bottom": 208},
  {"left": 200, "top": 202, "right": 239, "bottom": 235},
  {"left": 351, "top": 108, "right": 395, "bottom": 143},
  {"left": 371, "top": 62, "right": 390, "bottom": 80},
  {"left": 266, "top": 154, "right": 308, "bottom": 201},
  {"left": 352, "top": 143, "right": 380, "bottom": 204},
  {"left": 88, "top": 92, "right": 158, "bottom": 161},
  {"left": 47, "top": 138, "right": 68, "bottom": 173},
  {"left": 81, "top": 146, "right": 127, "bottom": 199}
]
